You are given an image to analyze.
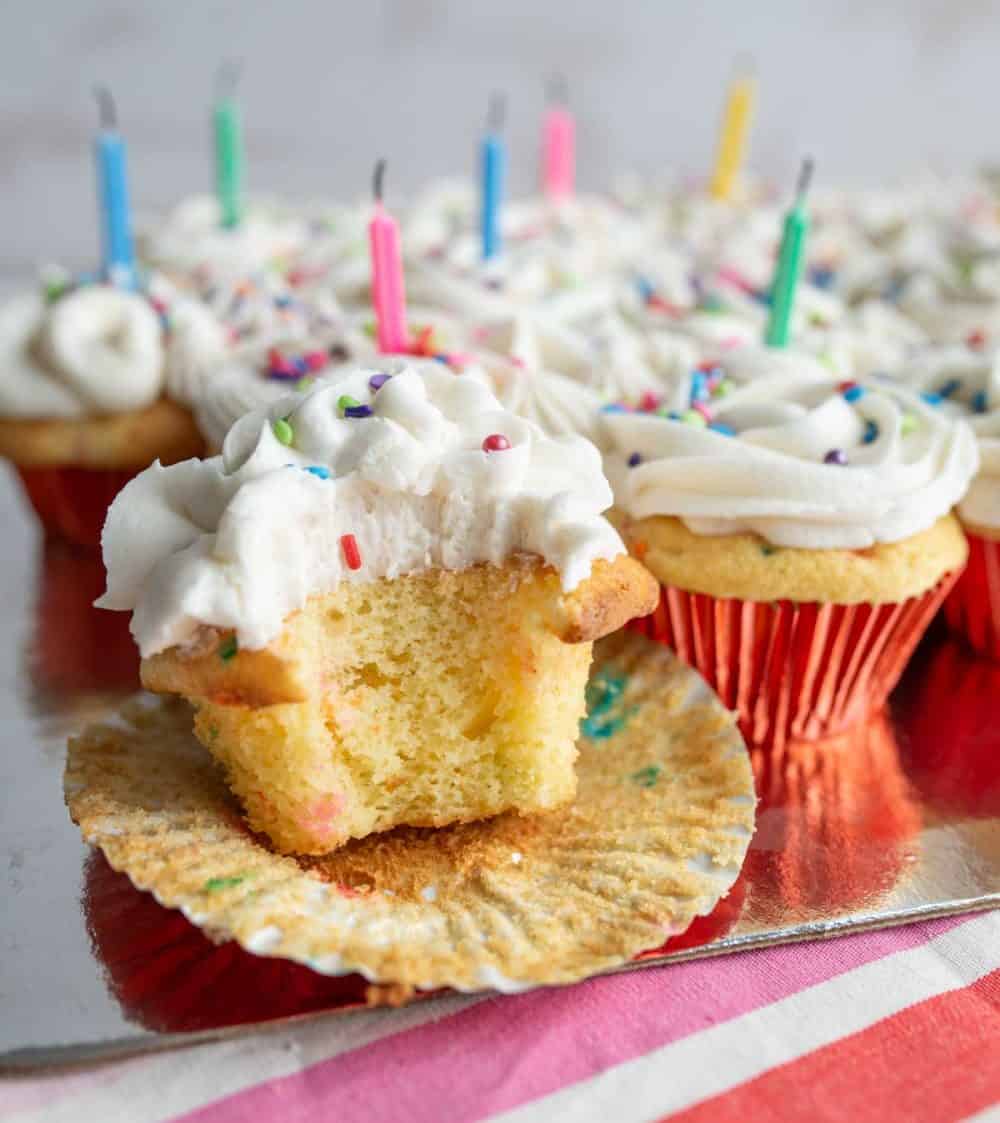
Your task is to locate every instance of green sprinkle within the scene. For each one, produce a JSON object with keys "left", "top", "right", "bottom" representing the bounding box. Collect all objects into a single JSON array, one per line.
[
  {"left": 218, "top": 635, "right": 238, "bottom": 662},
  {"left": 363, "top": 320, "right": 377, "bottom": 338},
  {"left": 43, "top": 279, "right": 68, "bottom": 304},
  {"left": 295, "top": 376, "right": 315, "bottom": 393},
  {"left": 272, "top": 417, "right": 294, "bottom": 446},
  {"left": 204, "top": 876, "right": 244, "bottom": 892},
  {"left": 713, "top": 379, "right": 733, "bottom": 398},
  {"left": 680, "top": 409, "right": 708, "bottom": 428},
  {"left": 581, "top": 668, "right": 637, "bottom": 740},
  {"left": 337, "top": 394, "right": 361, "bottom": 415},
  {"left": 901, "top": 412, "right": 919, "bottom": 436},
  {"left": 631, "top": 764, "right": 662, "bottom": 789},
  {"left": 761, "top": 544, "right": 778, "bottom": 557}
]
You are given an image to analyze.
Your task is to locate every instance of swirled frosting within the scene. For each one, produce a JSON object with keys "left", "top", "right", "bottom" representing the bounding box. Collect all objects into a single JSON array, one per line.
[
  {"left": 0, "top": 284, "right": 165, "bottom": 418},
  {"left": 140, "top": 195, "right": 308, "bottom": 279},
  {"left": 99, "top": 357, "right": 624, "bottom": 655},
  {"left": 602, "top": 366, "right": 978, "bottom": 549},
  {"left": 900, "top": 345, "right": 1000, "bottom": 529}
]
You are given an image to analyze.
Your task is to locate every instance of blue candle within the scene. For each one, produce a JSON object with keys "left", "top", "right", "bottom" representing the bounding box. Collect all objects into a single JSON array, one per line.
[
  {"left": 93, "top": 86, "right": 135, "bottom": 286},
  {"left": 480, "top": 93, "right": 506, "bottom": 261}
]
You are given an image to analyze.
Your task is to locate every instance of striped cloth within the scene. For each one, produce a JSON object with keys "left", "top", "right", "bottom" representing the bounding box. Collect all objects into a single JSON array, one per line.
[{"left": 3, "top": 910, "right": 998, "bottom": 1123}]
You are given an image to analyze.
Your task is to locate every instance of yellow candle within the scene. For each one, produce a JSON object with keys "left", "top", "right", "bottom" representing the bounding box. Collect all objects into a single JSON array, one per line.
[{"left": 710, "top": 72, "right": 756, "bottom": 201}]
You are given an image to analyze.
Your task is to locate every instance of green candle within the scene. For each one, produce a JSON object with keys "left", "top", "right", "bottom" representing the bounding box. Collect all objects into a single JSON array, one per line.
[
  {"left": 765, "top": 158, "right": 814, "bottom": 348},
  {"left": 214, "top": 62, "right": 244, "bottom": 229}
]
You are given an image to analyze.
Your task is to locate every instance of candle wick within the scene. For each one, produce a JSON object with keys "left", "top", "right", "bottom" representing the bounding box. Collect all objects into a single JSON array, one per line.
[
  {"left": 796, "top": 157, "right": 815, "bottom": 203},
  {"left": 731, "top": 51, "right": 757, "bottom": 80},
  {"left": 216, "top": 58, "right": 243, "bottom": 101},
  {"left": 487, "top": 92, "right": 506, "bottom": 133},
  {"left": 93, "top": 84, "right": 117, "bottom": 130},
  {"left": 373, "top": 158, "right": 387, "bottom": 203},
  {"left": 545, "top": 72, "right": 568, "bottom": 107}
]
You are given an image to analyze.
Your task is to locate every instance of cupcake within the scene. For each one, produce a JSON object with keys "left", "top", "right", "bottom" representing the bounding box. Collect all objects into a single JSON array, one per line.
[
  {"left": 602, "top": 364, "right": 977, "bottom": 749},
  {"left": 903, "top": 345, "right": 1000, "bottom": 658},
  {"left": 0, "top": 273, "right": 204, "bottom": 545},
  {"left": 98, "top": 359, "right": 656, "bottom": 854}
]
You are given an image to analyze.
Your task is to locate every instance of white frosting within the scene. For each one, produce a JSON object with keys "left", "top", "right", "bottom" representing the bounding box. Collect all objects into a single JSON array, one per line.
[
  {"left": 141, "top": 195, "right": 308, "bottom": 279},
  {"left": 900, "top": 345, "right": 1000, "bottom": 529},
  {"left": 99, "top": 357, "right": 624, "bottom": 655},
  {"left": 603, "top": 368, "right": 978, "bottom": 549},
  {"left": 0, "top": 286, "right": 165, "bottom": 418}
]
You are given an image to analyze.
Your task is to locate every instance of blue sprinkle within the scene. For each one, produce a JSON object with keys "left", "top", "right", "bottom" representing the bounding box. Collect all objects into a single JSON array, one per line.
[
  {"left": 305, "top": 465, "right": 331, "bottom": 479},
  {"left": 708, "top": 422, "right": 736, "bottom": 436},
  {"left": 938, "top": 378, "right": 961, "bottom": 399},
  {"left": 344, "top": 404, "right": 374, "bottom": 419},
  {"left": 274, "top": 295, "right": 293, "bottom": 308},
  {"left": 921, "top": 391, "right": 943, "bottom": 407},
  {"left": 635, "top": 275, "right": 655, "bottom": 302},
  {"left": 293, "top": 357, "right": 310, "bottom": 375},
  {"left": 627, "top": 452, "right": 642, "bottom": 467},
  {"left": 369, "top": 373, "right": 391, "bottom": 392},
  {"left": 863, "top": 420, "right": 879, "bottom": 444},
  {"left": 843, "top": 385, "right": 865, "bottom": 403},
  {"left": 751, "top": 287, "right": 772, "bottom": 306},
  {"left": 809, "top": 266, "right": 836, "bottom": 290},
  {"left": 973, "top": 389, "right": 989, "bottom": 414},
  {"left": 667, "top": 410, "right": 681, "bottom": 420},
  {"left": 601, "top": 403, "right": 627, "bottom": 414},
  {"left": 690, "top": 371, "right": 709, "bottom": 403}
]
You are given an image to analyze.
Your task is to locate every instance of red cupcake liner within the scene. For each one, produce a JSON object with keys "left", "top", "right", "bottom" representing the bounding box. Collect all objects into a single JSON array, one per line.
[
  {"left": 628, "top": 572, "right": 958, "bottom": 751},
  {"left": 943, "top": 530, "right": 1000, "bottom": 661},
  {"left": 15, "top": 465, "right": 138, "bottom": 548}
]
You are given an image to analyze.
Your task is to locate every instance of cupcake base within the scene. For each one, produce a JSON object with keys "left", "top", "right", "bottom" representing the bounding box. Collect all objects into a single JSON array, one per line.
[
  {"left": 16, "top": 465, "right": 139, "bottom": 548},
  {"left": 629, "top": 573, "right": 958, "bottom": 751},
  {"left": 943, "top": 530, "right": 1000, "bottom": 661}
]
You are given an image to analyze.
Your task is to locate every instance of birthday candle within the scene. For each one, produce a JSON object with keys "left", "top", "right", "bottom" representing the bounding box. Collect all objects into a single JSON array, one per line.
[
  {"left": 765, "top": 158, "right": 814, "bottom": 349},
  {"left": 481, "top": 93, "right": 506, "bottom": 260},
  {"left": 542, "top": 75, "right": 575, "bottom": 200},
  {"left": 214, "top": 60, "right": 245, "bottom": 229},
  {"left": 93, "top": 86, "right": 135, "bottom": 286},
  {"left": 710, "top": 67, "right": 756, "bottom": 202},
  {"left": 368, "top": 160, "right": 409, "bottom": 354}
]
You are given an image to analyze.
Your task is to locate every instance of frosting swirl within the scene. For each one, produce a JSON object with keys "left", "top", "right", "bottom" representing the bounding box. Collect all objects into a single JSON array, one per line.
[
  {"left": 99, "top": 358, "right": 624, "bottom": 655},
  {"left": 0, "top": 284, "right": 165, "bottom": 418},
  {"left": 603, "top": 368, "right": 978, "bottom": 549}
]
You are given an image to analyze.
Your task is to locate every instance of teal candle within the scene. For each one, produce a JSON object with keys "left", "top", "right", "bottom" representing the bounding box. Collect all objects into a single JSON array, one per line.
[
  {"left": 93, "top": 86, "right": 135, "bottom": 286},
  {"left": 765, "top": 158, "right": 814, "bottom": 349},
  {"left": 214, "top": 62, "right": 245, "bottom": 229},
  {"left": 480, "top": 93, "right": 506, "bottom": 260}
]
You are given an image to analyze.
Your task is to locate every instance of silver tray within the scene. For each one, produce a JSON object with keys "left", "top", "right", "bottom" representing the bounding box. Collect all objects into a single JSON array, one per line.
[{"left": 1, "top": 475, "right": 998, "bottom": 1072}]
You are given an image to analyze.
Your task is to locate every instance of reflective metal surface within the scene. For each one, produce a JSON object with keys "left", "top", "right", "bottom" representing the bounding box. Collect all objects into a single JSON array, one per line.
[{"left": 1, "top": 468, "right": 998, "bottom": 1072}]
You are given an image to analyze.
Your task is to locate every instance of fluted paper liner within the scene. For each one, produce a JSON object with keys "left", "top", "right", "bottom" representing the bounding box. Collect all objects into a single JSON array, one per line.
[
  {"left": 944, "top": 532, "right": 1000, "bottom": 661},
  {"left": 64, "top": 632, "right": 755, "bottom": 993},
  {"left": 630, "top": 574, "right": 958, "bottom": 751},
  {"left": 17, "top": 465, "right": 138, "bottom": 548}
]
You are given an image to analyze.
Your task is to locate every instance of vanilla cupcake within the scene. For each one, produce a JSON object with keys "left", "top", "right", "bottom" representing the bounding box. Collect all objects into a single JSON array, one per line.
[
  {"left": 602, "top": 363, "right": 976, "bottom": 749},
  {"left": 98, "top": 359, "right": 656, "bottom": 854},
  {"left": 0, "top": 274, "right": 204, "bottom": 545}
]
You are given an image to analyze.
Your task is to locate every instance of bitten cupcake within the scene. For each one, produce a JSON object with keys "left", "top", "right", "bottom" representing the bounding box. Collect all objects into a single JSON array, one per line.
[
  {"left": 904, "top": 345, "right": 1000, "bottom": 658},
  {"left": 602, "top": 365, "right": 977, "bottom": 749},
  {"left": 0, "top": 273, "right": 204, "bottom": 545},
  {"left": 98, "top": 359, "right": 656, "bottom": 854}
]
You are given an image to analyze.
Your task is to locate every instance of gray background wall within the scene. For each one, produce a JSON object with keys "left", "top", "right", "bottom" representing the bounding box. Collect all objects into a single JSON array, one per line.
[{"left": 3, "top": 0, "right": 999, "bottom": 272}]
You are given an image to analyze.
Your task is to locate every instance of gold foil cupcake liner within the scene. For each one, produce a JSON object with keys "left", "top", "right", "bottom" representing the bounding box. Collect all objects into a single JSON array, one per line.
[{"left": 64, "top": 632, "right": 755, "bottom": 994}]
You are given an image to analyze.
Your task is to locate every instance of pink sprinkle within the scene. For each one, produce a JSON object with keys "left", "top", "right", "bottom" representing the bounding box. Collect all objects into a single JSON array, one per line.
[
  {"left": 639, "top": 391, "right": 661, "bottom": 412},
  {"left": 510, "top": 354, "right": 526, "bottom": 368},
  {"left": 692, "top": 401, "right": 713, "bottom": 422},
  {"left": 304, "top": 350, "right": 328, "bottom": 371},
  {"left": 717, "top": 265, "right": 756, "bottom": 294},
  {"left": 719, "top": 336, "right": 744, "bottom": 351}
]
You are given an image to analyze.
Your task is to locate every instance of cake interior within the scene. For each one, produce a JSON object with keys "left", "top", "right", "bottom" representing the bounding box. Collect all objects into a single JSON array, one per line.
[{"left": 188, "top": 562, "right": 591, "bottom": 854}]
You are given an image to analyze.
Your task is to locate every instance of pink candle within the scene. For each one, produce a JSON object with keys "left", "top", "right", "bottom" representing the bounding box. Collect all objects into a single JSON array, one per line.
[
  {"left": 368, "top": 159, "right": 409, "bottom": 354},
  {"left": 542, "top": 77, "right": 575, "bottom": 199}
]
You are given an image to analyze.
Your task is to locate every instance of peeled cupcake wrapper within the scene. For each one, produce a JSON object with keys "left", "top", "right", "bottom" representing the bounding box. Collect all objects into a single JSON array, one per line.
[
  {"left": 943, "top": 530, "right": 1000, "bottom": 661},
  {"left": 16, "top": 465, "right": 139, "bottom": 548},
  {"left": 629, "top": 572, "right": 959, "bottom": 752},
  {"left": 65, "top": 633, "right": 755, "bottom": 994}
]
